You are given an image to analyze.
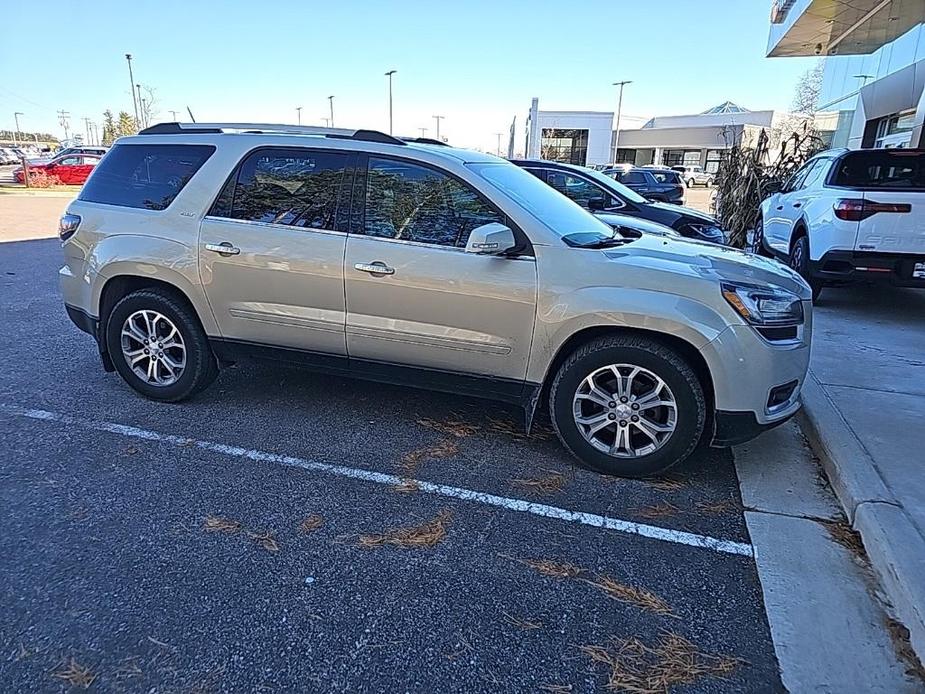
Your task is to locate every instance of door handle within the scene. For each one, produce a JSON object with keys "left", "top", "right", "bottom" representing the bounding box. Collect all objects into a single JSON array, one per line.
[
  {"left": 205, "top": 242, "right": 240, "bottom": 256},
  {"left": 354, "top": 261, "right": 395, "bottom": 276}
]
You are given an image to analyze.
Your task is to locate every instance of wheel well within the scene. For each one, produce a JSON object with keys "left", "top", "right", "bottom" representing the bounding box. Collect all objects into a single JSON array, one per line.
[
  {"left": 790, "top": 222, "right": 807, "bottom": 252},
  {"left": 98, "top": 275, "right": 197, "bottom": 340},
  {"left": 538, "top": 326, "right": 715, "bottom": 413}
]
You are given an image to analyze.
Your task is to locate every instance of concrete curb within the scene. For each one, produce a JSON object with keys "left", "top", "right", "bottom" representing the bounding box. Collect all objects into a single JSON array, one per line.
[{"left": 798, "top": 370, "right": 925, "bottom": 661}]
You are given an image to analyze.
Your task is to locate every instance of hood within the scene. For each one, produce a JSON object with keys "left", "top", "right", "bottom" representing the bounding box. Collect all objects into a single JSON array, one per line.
[
  {"left": 603, "top": 233, "right": 812, "bottom": 299},
  {"left": 647, "top": 201, "right": 717, "bottom": 225}
]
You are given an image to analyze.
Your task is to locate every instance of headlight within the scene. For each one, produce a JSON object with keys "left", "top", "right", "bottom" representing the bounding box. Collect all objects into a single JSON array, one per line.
[{"left": 721, "top": 282, "right": 803, "bottom": 326}]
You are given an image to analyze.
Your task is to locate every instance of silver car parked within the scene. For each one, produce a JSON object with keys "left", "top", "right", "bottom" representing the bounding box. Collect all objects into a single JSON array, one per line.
[{"left": 58, "top": 123, "right": 811, "bottom": 477}]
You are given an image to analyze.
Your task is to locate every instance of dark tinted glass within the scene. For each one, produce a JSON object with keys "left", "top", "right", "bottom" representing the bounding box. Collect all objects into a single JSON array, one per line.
[
  {"left": 547, "top": 171, "right": 603, "bottom": 207},
  {"left": 622, "top": 171, "right": 647, "bottom": 184},
  {"left": 364, "top": 158, "right": 503, "bottom": 247},
  {"left": 650, "top": 170, "right": 681, "bottom": 184},
  {"left": 229, "top": 149, "right": 348, "bottom": 227},
  {"left": 834, "top": 151, "right": 925, "bottom": 189},
  {"left": 79, "top": 144, "right": 215, "bottom": 210}
]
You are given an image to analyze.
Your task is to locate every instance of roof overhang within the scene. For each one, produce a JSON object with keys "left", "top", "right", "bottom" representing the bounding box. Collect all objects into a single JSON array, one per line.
[{"left": 767, "top": 0, "right": 925, "bottom": 57}]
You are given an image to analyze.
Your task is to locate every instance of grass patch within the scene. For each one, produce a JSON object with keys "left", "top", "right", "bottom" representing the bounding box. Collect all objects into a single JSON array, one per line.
[
  {"left": 822, "top": 520, "right": 865, "bottom": 557},
  {"left": 417, "top": 416, "right": 478, "bottom": 438},
  {"left": 502, "top": 611, "right": 543, "bottom": 630},
  {"left": 511, "top": 470, "right": 568, "bottom": 495},
  {"left": 359, "top": 510, "right": 452, "bottom": 549},
  {"left": 247, "top": 530, "right": 280, "bottom": 552},
  {"left": 581, "top": 575, "right": 675, "bottom": 617},
  {"left": 635, "top": 502, "right": 681, "bottom": 520},
  {"left": 51, "top": 658, "right": 96, "bottom": 689},
  {"left": 202, "top": 515, "right": 241, "bottom": 533},
  {"left": 885, "top": 615, "right": 925, "bottom": 682},
  {"left": 579, "top": 632, "right": 743, "bottom": 692},
  {"left": 399, "top": 439, "right": 459, "bottom": 474},
  {"left": 298, "top": 514, "right": 324, "bottom": 534},
  {"left": 392, "top": 479, "right": 420, "bottom": 494}
]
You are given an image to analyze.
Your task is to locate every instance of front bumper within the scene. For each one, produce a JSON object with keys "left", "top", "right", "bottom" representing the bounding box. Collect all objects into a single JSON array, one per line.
[
  {"left": 712, "top": 407, "right": 797, "bottom": 447},
  {"left": 811, "top": 250, "right": 925, "bottom": 288},
  {"left": 700, "top": 314, "right": 811, "bottom": 445}
]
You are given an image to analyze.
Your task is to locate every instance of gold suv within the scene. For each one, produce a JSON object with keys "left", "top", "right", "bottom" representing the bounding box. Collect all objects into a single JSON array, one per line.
[{"left": 59, "top": 123, "right": 812, "bottom": 477}]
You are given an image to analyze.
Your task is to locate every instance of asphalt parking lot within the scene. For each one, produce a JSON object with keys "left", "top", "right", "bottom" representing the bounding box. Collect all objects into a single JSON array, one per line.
[
  {"left": 3, "top": 193, "right": 919, "bottom": 693},
  {"left": 0, "top": 204, "right": 791, "bottom": 693}
]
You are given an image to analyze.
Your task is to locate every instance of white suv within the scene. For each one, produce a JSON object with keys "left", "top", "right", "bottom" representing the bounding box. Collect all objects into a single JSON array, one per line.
[
  {"left": 755, "top": 148, "right": 925, "bottom": 300},
  {"left": 672, "top": 165, "right": 714, "bottom": 188},
  {"left": 58, "top": 123, "right": 812, "bottom": 477}
]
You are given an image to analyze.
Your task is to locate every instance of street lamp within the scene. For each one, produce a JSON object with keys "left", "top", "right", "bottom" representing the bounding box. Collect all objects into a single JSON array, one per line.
[
  {"left": 125, "top": 54, "right": 139, "bottom": 126},
  {"left": 321, "top": 117, "right": 330, "bottom": 127},
  {"left": 13, "top": 112, "right": 23, "bottom": 145},
  {"left": 418, "top": 127, "right": 428, "bottom": 138},
  {"left": 296, "top": 106, "right": 302, "bottom": 125},
  {"left": 328, "top": 96, "right": 335, "bottom": 128},
  {"left": 136, "top": 84, "right": 144, "bottom": 128},
  {"left": 433, "top": 115, "right": 444, "bottom": 141},
  {"left": 169, "top": 110, "right": 179, "bottom": 121},
  {"left": 385, "top": 70, "right": 396, "bottom": 135},
  {"left": 495, "top": 132, "right": 503, "bottom": 157},
  {"left": 612, "top": 80, "right": 632, "bottom": 164}
]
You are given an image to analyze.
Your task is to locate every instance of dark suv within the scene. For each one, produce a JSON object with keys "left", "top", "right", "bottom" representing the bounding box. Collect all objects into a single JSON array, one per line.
[
  {"left": 604, "top": 167, "right": 684, "bottom": 204},
  {"left": 511, "top": 159, "right": 726, "bottom": 244}
]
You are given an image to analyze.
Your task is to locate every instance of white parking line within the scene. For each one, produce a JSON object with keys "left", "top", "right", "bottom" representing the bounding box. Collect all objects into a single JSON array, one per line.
[{"left": 0, "top": 403, "right": 754, "bottom": 558}]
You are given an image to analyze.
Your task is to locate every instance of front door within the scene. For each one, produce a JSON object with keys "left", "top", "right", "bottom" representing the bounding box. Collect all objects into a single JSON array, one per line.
[
  {"left": 344, "top": 156, "right": 537, "bottom": 396},
  {"left": 199, "top": 147, "right": 354, "bottom": 359}
]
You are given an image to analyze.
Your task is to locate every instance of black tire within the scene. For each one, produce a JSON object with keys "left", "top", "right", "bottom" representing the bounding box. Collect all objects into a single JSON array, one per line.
[
  {"left": 105, "top": 288, "right": 218, "bottom": 401},
  {"left": 686, "top": 178, "right": 694, "bottom": 188},
  {"left": 549, "top": 335, "right": 706, "bottom": 478},
  {"left": 788, "top": 235, "right": 823, "bottom": 302},
  {"left": 751, "top": 216, "right": 773, "bottom": 257}
]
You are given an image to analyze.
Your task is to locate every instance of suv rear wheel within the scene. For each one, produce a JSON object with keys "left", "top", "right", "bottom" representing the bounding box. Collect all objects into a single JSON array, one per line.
[
  {"left": 788, "top": 235, "right": 822, "bottom": 302},
  {"left": 105, "top": 288, "right": 218, "bottom": 401},
  {"left": 549, "top": 335, "right": 705, "bottom": 477}
]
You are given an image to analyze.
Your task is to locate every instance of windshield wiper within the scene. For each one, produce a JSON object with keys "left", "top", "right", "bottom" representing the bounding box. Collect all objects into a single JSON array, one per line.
[{"left": 562, "top": 233, "right": 631, "bottom": 249}]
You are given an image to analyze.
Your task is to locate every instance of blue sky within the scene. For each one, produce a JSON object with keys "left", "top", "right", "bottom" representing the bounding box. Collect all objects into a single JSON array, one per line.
[{"left": 1, "top": 0, "right": 817, "bottom": 151}]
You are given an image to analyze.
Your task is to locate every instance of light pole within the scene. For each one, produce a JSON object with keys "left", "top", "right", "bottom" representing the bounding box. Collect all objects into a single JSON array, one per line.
[
  {"left": 135, "top": 84, "right": 144, "bottom": 128},
  {"left": 13, "top": 112, "right": 23, "bottom": 145},
  {"left": 495, "top": 132, "right": 503, "bottom": 156},
  {"left": 418, "top": 127, "right": 428, "bottom": 138},
  {"left": 125, "top": 54, "right": 139, "bottom": 126},
  {"left": 321, "top": 117, "right": 330, "bottom": 127},
  {"left": 433, "top": 115, "right": 444, "bottom": 141},
  {"left": 169, "top": 110, "right": 179, "bottom": 121},
  {"left": 385, "top": 70, "right": 396, "bottom": 135},
  {"left": 84, "top": 117, "right": 92, "bottom": 145},
  {"left": 296, "top": 106, "right": 302, "bottom": 125},
  {"left": 612, "top": 80, "right": 632, "bottom": 164},
  {"left": 328, "top": 96, "right": 335, "bottom": 128}
]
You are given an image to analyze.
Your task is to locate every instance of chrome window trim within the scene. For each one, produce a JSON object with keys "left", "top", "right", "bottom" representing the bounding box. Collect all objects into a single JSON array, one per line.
[
  {"left": 348, "top": 231, "right": 536, "bottom": 259},
  {"left": 202, "top": 215, "right": 346, "bottom": 237}
]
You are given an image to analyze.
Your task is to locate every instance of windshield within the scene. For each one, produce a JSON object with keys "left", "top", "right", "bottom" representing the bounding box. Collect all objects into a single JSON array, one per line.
[
  {"left": 584, "top": 167, "right": 648, "bottom": 204},
  {"left": 467, "top": 162, "right": 613, "bottom": 237}
]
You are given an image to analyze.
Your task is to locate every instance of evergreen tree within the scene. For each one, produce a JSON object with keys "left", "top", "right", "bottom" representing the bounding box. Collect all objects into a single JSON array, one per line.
[
  {"left": 116, "top": 111, "right": 137, "bottom": 138},
  {"left": 101, "top": 110, "right": 116, "bottom": 145}
]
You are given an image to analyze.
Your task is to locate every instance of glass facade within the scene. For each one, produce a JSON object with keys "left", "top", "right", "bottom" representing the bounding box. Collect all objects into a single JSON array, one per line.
[
  {"left": 540, "top": 128, "right": 589, "bottom": 165},
  {"left": 816, "top": 23, "right": 925, "bottom": 148}
]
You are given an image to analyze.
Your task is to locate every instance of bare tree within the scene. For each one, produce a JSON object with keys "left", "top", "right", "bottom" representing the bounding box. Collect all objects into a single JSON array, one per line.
[{"left": 139, "top": 86, "right": 160, "bottom": 129}]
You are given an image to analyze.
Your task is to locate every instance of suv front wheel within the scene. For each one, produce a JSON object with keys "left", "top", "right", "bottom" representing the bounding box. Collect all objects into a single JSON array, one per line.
[
  {"left": 549, "top": 335, "right": 706, "bottom": 477},
  {"left": 105, "top": 288, "right": 218, "bottom": 401}
]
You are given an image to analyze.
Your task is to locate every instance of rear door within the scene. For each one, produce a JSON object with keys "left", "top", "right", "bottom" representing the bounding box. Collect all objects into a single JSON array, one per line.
[
  {"left": 199, "top": 147, "right": 354, "bottom": 358},
  {"left": 54, "top": 156, "right": 81, "bottom": 184},
  {"left": 343, "top": 155, "right": 537, "bottom": 392},
  {"left": 833, "top": 150, "right": 925, "bottom": 255}
]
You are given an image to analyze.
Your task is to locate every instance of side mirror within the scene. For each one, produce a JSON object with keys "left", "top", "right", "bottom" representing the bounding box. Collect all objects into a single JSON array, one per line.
[
  {"left": 465, "top": 222, "right": 517, "bottom": 255},
  {"left": 764, "top": 181, "right": 783, "bottom": 196}
]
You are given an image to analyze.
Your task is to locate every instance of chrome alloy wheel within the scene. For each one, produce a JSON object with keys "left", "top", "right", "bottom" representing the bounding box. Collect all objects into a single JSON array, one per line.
[
  {"left": 120, "top": 310, "right": 186, "bottom": 386},
  {"left": 572, "top": 364, "right": 678, "bottom": 458}
]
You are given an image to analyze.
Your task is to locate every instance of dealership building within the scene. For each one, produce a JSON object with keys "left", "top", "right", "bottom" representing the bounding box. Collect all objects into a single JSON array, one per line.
[
  {"left": 523, "top": 98, "right": 791, "bottom": 172},
  {"left": 768, "top": 0, "right": 925, "bottom": 149}
]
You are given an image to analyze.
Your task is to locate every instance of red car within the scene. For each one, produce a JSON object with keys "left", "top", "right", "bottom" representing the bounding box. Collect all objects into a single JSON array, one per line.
[{"left": 14, "top": 154, "right": 101, "bottom": 185}]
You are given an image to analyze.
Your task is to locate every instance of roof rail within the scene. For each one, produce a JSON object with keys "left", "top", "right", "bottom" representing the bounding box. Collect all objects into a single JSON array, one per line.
[
  {"left": 137, "top": 122, "right": 407, "bottom": 145},
  {"left": 400, "top": 137, "right": 450, "bottom": 146}
]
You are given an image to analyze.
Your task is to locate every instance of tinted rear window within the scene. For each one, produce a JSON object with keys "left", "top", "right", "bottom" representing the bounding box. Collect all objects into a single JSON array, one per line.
[
  {"left": 650, "top": 170, "right": 681, "bottom": 184},
  {"left": 79, "top": 144, "right": 215, "bottom": 210},
  {"left": 833, "top": 151, "right": 925, "bottom": 190}
]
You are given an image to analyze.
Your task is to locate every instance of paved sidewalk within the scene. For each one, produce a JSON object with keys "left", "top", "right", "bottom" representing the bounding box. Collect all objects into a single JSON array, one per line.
[{"left": 799, "top": 283, "right": 925, "bottom": 660}]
